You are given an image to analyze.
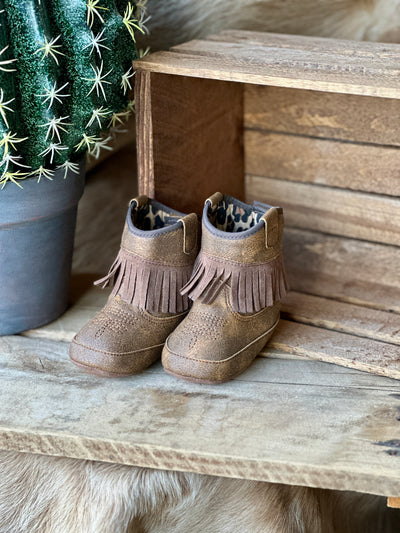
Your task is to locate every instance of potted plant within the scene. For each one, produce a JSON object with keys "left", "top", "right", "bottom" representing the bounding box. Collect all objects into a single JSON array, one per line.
[{"left": 0, "top": 0, "right": 146, "bottom": 335}]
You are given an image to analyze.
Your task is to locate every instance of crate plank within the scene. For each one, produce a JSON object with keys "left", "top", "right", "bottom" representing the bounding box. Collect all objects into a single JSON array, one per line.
[
  {"left": 207, "top": 30, "right": 400, "bottom": 64},
  {"left": 281, "top": 292, "right": 400, "bottom": 346},
  {"left": 135, "top": 32, "right": 400, "bottom": 98},
  {"left": 388, "top": 498, "right": 400, "bottom": 508},
  {"left": 244, "top": 85, "right": 400, "bottom": 147},
  {"left": 135, "top": 70, "right": 155, "bottom": 198},
  {"left": 136, "top": 71, "right": 244, "bottom": 214},
  {"left": 1, "top": 335, "right": 400, "bottom": 497},
  {"left": 245, "top": 130, "right": 400, "bottom": 196},
  {"left": 174, "top": 38, "right": 400, "bottom": 74},
  {"left": 284, "top": 228, "right": 400, "bottom": 313},
  {"left": 246, "top": 176, "right": 400, "bottom": 245},
  {"left": 268, "top": 320, "right": 400, "bottom": 380}
]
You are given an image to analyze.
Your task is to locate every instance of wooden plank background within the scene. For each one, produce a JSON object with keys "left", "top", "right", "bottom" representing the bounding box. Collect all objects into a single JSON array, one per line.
[
  {"left": 11, "top": 66, "right": 400, "bottom": 496},
  {"left": 283, "top": 228, "right": 400, "bottom": 312},
  {"left": 245, "top": 86, "right": 400, "bottom": 146},
  {"left": 245, "top": 130, "right": 400, "bottom": 196},
  {"left": 247, "top": 175, "right": 400, "bottom": 245},
  {"left": 244, "top": 83, "right": 400, "bottom": 337}
]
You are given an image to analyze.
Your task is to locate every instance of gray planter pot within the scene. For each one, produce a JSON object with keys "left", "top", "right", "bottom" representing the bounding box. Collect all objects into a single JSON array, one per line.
[{"left": 0, "top": 161, "right": 86, "bottom": 335}]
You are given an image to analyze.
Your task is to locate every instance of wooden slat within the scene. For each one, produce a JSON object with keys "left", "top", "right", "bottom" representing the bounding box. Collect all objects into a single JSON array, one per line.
[
  {"left": 136, "top": 72, "right": 244, "bottom": 214},
  {"left": 134, "top": 32, "right": 400, "bottom": 98},
  {"left": 388, "top": 498, "right": 400, "bottom": 508},
  {"left": 174, "top": 38, "right": 400, "bottom": 74},
  {"left": 246, "top": 176, "right": 400, "bottom": 245},
  {"left": 244, "top": 85, "right": 400, "bottom": 147},
  {"left": 281, "top": 292, "right": 400, "bottom": 346},
  {"left": 284, "top": 228, "right": 400, "bottom": 313},
  {"left": 268, "top": 320, "right": 400, "bottom": 380},
  {"left": 207, "top": 30, "right": 400, "bottom": 64},
  {"left": 135, "top": 70, "right": 155, "bottom": 199},
  {"left": 245, "top": 130, "right": 400, "bottom": 196},
  {"left": 1, "top": 335, "right": 400, "bottom": 497}
]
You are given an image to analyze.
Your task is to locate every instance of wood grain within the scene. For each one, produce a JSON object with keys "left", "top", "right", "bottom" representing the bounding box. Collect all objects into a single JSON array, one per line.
[
  {"left": 281, "top": 292, "right": 400, "bottom": 346},
  {"left": 207, "top": 30, "right": 400, "bottom": 64},
  {"left": 246, "top": 176, "right": 400, "bottom": 245},
  {"left": 136, "top": 71, "right": 244, "bottom": 214},
  {"left": 245, "top": 130, "right": 400, "bottom": 196},
  {"left": 284, "top": 228, "right": 400, "bottom": 313},
  {"left": 134, "top": 32, "right": 400, "bottom": 98},
  {"left": 244, "top": 85, "right": 400, "bottom": 147},
  {"left": 268, "top": 320, "right": 400, "bottom": 380},
  {"left": 387, "top": 498, "right": 400, "bottom": 508},
  {"left": 135, "top": 70, "right": 155, "bottom": 199},
  {"left": 1, "top": 334, "right": 400, "bottom": 497}
]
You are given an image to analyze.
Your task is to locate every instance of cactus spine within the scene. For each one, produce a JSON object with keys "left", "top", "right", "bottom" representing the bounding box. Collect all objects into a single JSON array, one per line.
[{"left": 0, "top": 0, "right": 146, "bottom": 188}]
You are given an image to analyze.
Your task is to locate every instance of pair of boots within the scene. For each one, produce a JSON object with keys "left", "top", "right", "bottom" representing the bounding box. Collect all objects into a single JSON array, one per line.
[{"left": 70, "top": 193, "right": 288, "bottom": 384}]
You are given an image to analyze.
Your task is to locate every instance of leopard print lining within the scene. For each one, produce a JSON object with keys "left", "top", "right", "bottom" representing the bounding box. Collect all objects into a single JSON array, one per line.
[
  {"left": 133, "top": 204, "right": 181, "bottom": 231},
  {"left": 208, "top": 200, "right": 262, "bottom": 233}
]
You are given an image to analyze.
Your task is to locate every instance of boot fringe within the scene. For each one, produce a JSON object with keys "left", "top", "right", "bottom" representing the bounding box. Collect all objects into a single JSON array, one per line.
[
  {"left": 95, "top": 248, "right": 193, "bottom": 314},
  {"left": 181, "top": 252, "right": 288, "bottom": 313}
]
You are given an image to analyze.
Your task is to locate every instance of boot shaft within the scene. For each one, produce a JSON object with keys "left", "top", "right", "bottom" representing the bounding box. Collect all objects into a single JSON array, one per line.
[
  {"left": 96, "top": 196, "right": 199, "bottom": 314},
  {"left": 182, "top": 193, "right": 288, "bottom": 314}
]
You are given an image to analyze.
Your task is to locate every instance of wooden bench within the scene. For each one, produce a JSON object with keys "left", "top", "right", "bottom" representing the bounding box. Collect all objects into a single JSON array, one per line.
[{"left": 0, "top": 31, "right": 399, "bottom": 508}]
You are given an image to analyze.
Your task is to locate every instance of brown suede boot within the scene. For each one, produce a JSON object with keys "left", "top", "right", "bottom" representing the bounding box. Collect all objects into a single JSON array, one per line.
[
  {"left": 70, "top": 196, "right": 199, "bottom": 377},
  {"left": 162, "top": 193, "right": 288, "bottom": 384}
]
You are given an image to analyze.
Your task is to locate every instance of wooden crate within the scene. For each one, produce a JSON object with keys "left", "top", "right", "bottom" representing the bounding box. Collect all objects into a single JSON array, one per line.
[
  {"left": 0, "top": 32, "right": 399, "bottom": 507},
  {"left": 134, "top": 30, "right": 400, "bottom": 381}
]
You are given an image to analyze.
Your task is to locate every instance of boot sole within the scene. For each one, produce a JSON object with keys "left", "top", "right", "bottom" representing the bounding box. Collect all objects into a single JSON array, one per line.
[
  {"left": 69, "top": 340, "right": 164, "bottom": 378},
  {"left": 70, "top": 357, "right": 140, "bottom": 378},
  {"left": 162, "top": 319, "right": 279, "bottom": 385},
  {"left": 164, "top": 368, "right": 239, "bottom": 385}
]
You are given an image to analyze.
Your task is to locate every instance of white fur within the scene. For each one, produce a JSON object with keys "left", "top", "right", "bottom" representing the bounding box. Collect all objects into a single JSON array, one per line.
[
  {"left": 139, "top": 0, "right": 400, "bottom": 50},
  {"left": 0, "top": 450, "right": 399, "bottom": 533}
]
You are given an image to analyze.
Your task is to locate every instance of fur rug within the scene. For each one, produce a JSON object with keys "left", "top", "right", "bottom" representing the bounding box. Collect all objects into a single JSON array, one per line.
[
  {"left": 139, "top": 0, "right": 400, "bottom": 50},
  {"left": 0, "top": 450, "right": 399, "bottom": 533}
]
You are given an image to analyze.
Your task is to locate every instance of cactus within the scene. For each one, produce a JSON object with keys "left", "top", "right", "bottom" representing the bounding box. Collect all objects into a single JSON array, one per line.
[{"left": 0, "top": 0, "right": 147, "bottom": 189}]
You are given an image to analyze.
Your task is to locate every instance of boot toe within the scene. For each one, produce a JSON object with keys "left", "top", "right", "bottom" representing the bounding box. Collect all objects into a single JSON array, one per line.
[
  {"left": 70, "top": 337, "right": 164, "bottom": 378},
  {"left": 69, "top": 339, "right": 163, "bottom": 377},
  {"left": 69, "top": 302, "right": 165, "bottom": 377},
  {"left": 161, "top": 342, "right": 226, "bottom": 384},
  {"left": 162, "top": 335, "right": 247, "bottom": 384},
  {"left": 162, "top": 313, "right": 280, "bottom": 384}
]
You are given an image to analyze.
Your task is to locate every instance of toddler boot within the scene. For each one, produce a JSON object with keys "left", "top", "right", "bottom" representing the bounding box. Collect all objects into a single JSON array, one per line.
[
  {"left": 70, "top": 196, "right": 199, "bottom": 377},
  {"left": 162, "top": 193, "right": 288, "bottom": 384}
]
